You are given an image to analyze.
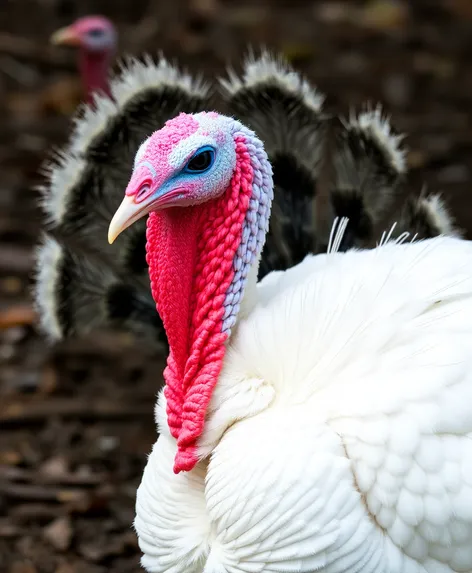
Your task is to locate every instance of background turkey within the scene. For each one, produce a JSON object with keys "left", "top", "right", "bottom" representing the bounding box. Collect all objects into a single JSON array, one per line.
[
  {"left": 34, "top": 51, "right": 457, "bottom": 348},
  {"left": 50, "top": 15, "right": 117, "bottom": 104}
]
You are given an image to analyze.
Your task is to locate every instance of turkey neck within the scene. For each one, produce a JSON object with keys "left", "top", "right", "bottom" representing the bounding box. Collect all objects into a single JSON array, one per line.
[
  {"left": 79, "top": 50, "right": 112, "bottom": 102},
  {"left": 146, "top": 129, "right": 274, "bottom": 473}
]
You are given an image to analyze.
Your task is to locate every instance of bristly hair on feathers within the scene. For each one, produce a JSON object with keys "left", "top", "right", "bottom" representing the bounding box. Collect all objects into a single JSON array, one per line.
[
  {"left": 217, "top": 51, "right": 457, "bottom": 278},
  {"left": 34, "top": 49, "right": 459, "bottom": 344},
  {"left": 325, "top": 105, "right": 407, "bottom": 252},
  {"left": 392, "top": 191, "right": 461, "bottom": 240},
  {"left": 35, "top": 55, "right": 211, "bottom": 342},
  {"left": 219, "top": 50, "right": 327, "bottom": 277}
]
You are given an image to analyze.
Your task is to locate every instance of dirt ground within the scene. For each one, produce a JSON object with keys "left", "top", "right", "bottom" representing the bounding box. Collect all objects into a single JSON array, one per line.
[{"left": 1, "top": 1, "right": 472, "bottom": 572}]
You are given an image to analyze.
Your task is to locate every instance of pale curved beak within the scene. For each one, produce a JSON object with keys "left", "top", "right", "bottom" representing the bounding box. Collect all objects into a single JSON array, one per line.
[
  {"left": 50, "top": 26, "right": 81, "bottom": 47},
  {"left": 108, "top": 195, "right": 147, "bottom": 244},
  {"left": 108, "top": 184, "right": 186, "bottom": 244}
]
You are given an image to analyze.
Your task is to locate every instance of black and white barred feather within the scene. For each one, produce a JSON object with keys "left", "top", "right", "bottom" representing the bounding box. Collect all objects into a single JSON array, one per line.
[
  {"left": 36, "top": 56, "right": 211, "bottom": 344},
  {"left": 34, "top": 51, "right": 459, "bottom": 344}
]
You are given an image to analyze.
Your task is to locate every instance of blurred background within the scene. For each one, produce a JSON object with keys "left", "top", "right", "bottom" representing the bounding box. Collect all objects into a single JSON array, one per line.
[{"left": 1, "top": 0, "right": 472, "bottom": 571}]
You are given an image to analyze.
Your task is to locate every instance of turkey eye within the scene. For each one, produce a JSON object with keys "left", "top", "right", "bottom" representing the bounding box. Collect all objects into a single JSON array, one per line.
[
  {"left": 87, "top": 28, "right": 104, "bottom": 38},
  {"left": 184, "top": 148, "right": 215, "bottom": 173}
]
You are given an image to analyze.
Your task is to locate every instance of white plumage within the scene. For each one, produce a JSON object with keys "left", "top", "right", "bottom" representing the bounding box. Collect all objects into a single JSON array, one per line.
[{"left": 136, "top": 229, "right": 472, "bottom": 573}]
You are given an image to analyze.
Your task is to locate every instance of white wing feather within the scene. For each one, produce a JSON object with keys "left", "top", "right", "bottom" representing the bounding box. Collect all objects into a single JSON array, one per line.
[
  {"left": 205, "top": 410, "right": 384, "bottom": 573},
  {"left": 137, "top": 236, "right": 472, "bottom": 572}
]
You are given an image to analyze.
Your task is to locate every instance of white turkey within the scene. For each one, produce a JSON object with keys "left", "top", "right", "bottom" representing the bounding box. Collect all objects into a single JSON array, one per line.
[
  {"left": 34, "top": 51, "right": 455, "bottom": 348},
  {"left": 107, "top": 106, "right": 472, "bottom": 571},
  {"left": 34, "top": 50, "right": 470, "bottom": 572}
]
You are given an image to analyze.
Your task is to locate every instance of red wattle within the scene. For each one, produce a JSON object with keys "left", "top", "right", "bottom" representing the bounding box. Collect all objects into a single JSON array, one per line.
[{"left": 146, "top": 136, "right": 254, "bottom": 473}]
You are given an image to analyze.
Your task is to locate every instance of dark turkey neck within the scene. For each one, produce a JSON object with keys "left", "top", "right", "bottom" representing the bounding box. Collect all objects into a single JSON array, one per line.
[{"left": 79, "top": 50, "right": 112, "bottom": 103}]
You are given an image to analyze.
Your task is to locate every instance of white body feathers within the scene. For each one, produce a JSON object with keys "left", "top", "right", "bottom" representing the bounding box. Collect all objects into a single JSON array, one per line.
[{"left": 135, "top": 233, "right": 472, "bottom": 573}]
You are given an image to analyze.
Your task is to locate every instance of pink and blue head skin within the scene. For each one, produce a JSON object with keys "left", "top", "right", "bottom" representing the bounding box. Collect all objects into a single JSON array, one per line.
[
  {"left": 108, "top": 111, "right": 274, "bottom": 473},
  {"left": 50, "top": 15, "right": 116, "bottom": 102}
]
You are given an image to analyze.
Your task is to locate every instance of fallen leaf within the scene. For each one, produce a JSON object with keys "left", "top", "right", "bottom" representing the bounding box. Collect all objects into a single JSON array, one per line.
[
  {"left": 316, "top": 2, "right": 352, "bottom": 23},
  {"left": 0, "top": 277, "right": 23, "bottom": 294},
  {"left": 54, "top": 563, "right": 76, "bottom": 573},
  {"left": 281, "top": 44, "right": 315, "bottom": 65},
  {"left": 56, "top": 490, "right": 87, "bottom": 504},
  {"left": 0, "top": 304, "right": 35, "bottom": 329},
  {"left": 39, "top": 456, "right": 68, "bottom": 480},
  {"left": 446, "top": 0, "right": 472, "bottom": 19},
  {"left": 359, "top": 0, "right": 409, "bottom": 32},
  {"left": 0, "top": 450, "right": 22, "bottom": 465},
  {"left": 0, "top": 519, "right": 20, "bottom": 538},
  {"left": 413, "top": 52, "right": 456, "bottom": 79},
  {"left": 39, "top": 366, "right": 58, "bottom": 395},
  {"left": 407, "top": 150, "right": 428, "bottom": 169},
  {"left": 43, "top": 516, "right": 73, "bottom": 551},
  {"left": 10, "top": 562, "right": 37, "bottom": 573},
  {"left": 189, "top": 0, "right": 219, "bottom": 18}
]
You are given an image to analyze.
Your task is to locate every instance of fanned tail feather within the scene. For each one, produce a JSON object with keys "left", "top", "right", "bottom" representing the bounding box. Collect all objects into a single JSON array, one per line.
[
  {"left": 34, "top": 235, "right": 162, "bottom": 343},
  {"left": 220, "top": 50, "right": 326, "bottom": 277},
  {"left": 35, "top": 55, "right": 211, "bottom": 341},
  {"left": 219, "top": 53, "right": 453, "bottom": 277},
  {"left": 392, "top": 191, "right": 460, "bottom": 240},
  {"left": 327, "top": 106, "right": 406, "bottom": 251}
]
